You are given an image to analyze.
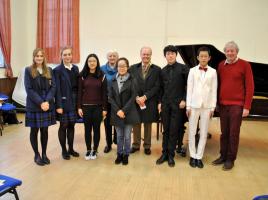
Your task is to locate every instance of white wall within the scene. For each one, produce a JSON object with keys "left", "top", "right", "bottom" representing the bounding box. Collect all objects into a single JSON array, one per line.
[
  {"left": 1, "top": 0, "right": 268, "bottom": 78},
  {"left": 0, "top": 0, "right": 37, "bottom": 78}
]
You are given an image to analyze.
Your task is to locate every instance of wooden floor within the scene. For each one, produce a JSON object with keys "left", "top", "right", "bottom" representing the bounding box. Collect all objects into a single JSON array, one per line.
[{"left": 0, "top": 114, "right": 268, "bottom": 200}]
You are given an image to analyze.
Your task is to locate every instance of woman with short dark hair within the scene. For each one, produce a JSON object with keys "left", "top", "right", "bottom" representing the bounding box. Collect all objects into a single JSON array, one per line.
[{"left": 109, "top": 57, "right": 140, "bottom": 165}]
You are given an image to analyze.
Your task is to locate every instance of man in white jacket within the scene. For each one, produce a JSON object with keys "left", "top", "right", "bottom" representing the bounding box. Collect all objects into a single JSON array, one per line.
[{"left": 186, "top": 46, "right": 217, "bottom": 168}]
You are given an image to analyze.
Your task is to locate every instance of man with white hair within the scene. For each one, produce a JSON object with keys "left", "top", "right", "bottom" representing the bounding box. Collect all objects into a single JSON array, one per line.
[
  {"left": 212, "top": 41, "right": 254, "bottom": 170},
  {"left": 129, "top": 46, "right": 161, "bottom": 155},
  {"left": 101, "top": 50, "right": 119, "bottom": 153}
]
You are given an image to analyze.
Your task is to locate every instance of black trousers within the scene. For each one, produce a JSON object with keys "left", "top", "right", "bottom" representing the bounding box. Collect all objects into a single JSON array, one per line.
[
  {"left": 177, "top": 109, "right": 187, "bottom": 149},
  {"left": 104, "top": 103, "right": 117, "bottom": 147},
  {"left": 161, "top": 103, "right": 184, "bottom": 158},
  {"left": 82, "top": 105, "right": 103, "bottom": 151}
]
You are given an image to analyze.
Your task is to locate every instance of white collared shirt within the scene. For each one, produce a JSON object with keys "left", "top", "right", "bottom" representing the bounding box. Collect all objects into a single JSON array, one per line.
[
  {"left": 64, "top": 64, "right": 73, "bottom": 70},
  {"left": 224, "top": 57, "right": 239, "bottom": 65}
]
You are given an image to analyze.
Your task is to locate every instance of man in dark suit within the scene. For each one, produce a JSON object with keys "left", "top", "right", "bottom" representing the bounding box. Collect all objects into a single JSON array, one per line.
[
  {"left": 129, "top": 47, "right": 161, "bottom": 155},
  {"left": 156, "top": 45, "right": 189, "bottom": 167}
]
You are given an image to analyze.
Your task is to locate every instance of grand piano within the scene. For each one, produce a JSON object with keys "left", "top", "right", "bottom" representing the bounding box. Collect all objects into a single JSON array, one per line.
[{"left": 176, "top": 44, "right": 268, "bottom": 119}]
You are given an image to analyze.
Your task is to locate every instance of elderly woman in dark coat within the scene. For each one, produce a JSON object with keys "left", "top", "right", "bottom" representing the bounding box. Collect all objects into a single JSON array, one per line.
[{"left": 109, "top": 57, "right": 140, "bottom": 165}]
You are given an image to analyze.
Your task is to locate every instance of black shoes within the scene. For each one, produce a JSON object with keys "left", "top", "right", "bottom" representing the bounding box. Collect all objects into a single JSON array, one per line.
[
  {"left": 62, "top": 147, "right": 79, "bottom": 159},
  {"left": 156, "top": 154, "right": 175, "bottom": 167},
  {"left": 156, "top": 154, "right": 168, "bottom": 165},
  {"left": 189, "top": 157, "right": 196, "bottom": 168},
  {"left": 62, "top": 151, "right": 71, "bottom": 160},
  {"left": 115, "top": 154, "right": 123, "bottom": 164},
  {"left": 223, "top": 161, "right": 234, "bottom": 171},
  {"left": 34, "top": 154, "right": 45, "bottom": 166},
  {"left": 168, "top": 156, "right": 175, "bottom": 167},
  {"left": 104, "top": 146, "right": 112, "bottom": 153},
  {"left": 34, "top": 153, "right": 51, "bottom": 166},
  {"left": 176, "top": 147, "right": 187, "bottom": 157},
  {"left": 42, "top": 154, "right": 50, "bottom": 165},
  {"left": 196, "top": 159, "right": 204, "bottom": 168},
  {"left": 122, "top": 155, "right": 129, "bottom": 165},
  {"left": 68, "top": 149, "right": 80, "bottom": 157},
  {"left": 130, "top": 147, "right": 140, "bottom": 154},
  {"left": 190, "top": 158, "right": 204, "bottom": 168},
  {"left": 212, "top": 157, "right": 226, "bottom": 165},
  {"left": 144, "top": 149, "right": 151, "bottom": 155},
  {"left": 115, "top": 154, "right": 128, "bottom": 165}
]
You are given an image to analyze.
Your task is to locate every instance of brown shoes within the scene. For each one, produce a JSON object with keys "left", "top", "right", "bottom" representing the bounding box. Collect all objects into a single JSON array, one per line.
[
  {"left": 130, "top": 147, "right": 140, "bottom": 154},
  {"left": 212, "top": 157, "right": 234, "bottom": 170},
  {"left": 223, "top": 161, "right": 234, "bottom": 171},
  {"left": 212, "top": 157, "right": 225, "bottom": 165}
]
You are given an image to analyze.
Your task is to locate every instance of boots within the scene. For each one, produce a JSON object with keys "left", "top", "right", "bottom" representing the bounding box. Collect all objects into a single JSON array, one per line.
[
  {"left": 115, "top": 153, "right": 123, "bottom": 164},
  {"left": 122, "top": 155, "right": 129, "bottom": 165}
]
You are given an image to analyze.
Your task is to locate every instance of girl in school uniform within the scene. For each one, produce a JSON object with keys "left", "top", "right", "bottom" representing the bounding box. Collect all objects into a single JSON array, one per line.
[
  {"left": 53, "top": 47, "right": 80, "bottom": 160},
  {"left": 25, "top": 48, "right": 56, "bottom": 166},
  {"left": 77, "top": 54, "right": 107, "bottom": 160},
  {"left": 109, "top": 57, "right": 140, "bottom": 165}
]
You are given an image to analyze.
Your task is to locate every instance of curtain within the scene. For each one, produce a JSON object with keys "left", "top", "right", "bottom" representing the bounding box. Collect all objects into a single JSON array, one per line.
[
  {"left": 0, "top": 0, "right": 13, "bottom": 78},
  {"left": 37, "top": 0, "right": 80, "bottom": 63}
]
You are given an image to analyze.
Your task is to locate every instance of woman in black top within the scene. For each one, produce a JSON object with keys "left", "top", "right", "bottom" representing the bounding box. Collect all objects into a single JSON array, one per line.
[
  {"left": 53, "top": 47, "right": 80, "bottom": 160},
  {"left": 77, "top": 54, "right": 107, "bottom": 160}
]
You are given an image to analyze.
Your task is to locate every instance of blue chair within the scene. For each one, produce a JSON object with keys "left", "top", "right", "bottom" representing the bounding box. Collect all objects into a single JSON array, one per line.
[
  {"left": 0, "top": 109, "right": 3, "bottom": 136},
  {"left": 0, "top": 174, "right": 22, "bottom": 200},
  {"left": 0, "top": 93, "right": 8, "bottom": 101},
  {"left": 253, "top": 195, "right": 268, "bottom": 200},
  {"left": 0, "top": 94, "right": 9, "bottom": 135},
  {"left": 0, "top": 103, "right": 17, "bottom": 136},
  {"left": 0, "top": 103, "right": 17, "bottom": 112}
]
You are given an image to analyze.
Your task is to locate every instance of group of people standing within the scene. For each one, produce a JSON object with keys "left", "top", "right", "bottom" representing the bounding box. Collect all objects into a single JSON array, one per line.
[{"left": 24, "top": 41, "right": 254, "bottom": 171}]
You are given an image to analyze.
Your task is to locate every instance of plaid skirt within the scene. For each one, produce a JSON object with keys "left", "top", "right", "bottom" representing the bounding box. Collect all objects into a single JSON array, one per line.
[
  {"left": 25, "top": 111, "right": 56, "bottom": 128},
  {"left": 56, "top": 110, "right": 77, "bottom": 123}
]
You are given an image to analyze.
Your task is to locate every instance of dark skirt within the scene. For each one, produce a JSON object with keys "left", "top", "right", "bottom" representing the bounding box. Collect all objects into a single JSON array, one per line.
[
  {"left": 25, "top": 111, "right": 56, "bottom": 128},
  {"left": 56, "top": 110, "right": 77, "bottom": 123}
]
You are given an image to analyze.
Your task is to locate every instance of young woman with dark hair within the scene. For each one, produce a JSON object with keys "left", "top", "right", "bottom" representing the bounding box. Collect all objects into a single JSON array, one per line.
[{"left": 77, "top": 54, "right": 108, "bottom": 160}]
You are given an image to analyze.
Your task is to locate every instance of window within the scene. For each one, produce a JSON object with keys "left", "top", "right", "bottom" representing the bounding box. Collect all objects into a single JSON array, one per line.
[
  {"left": 0, "top": 48, "right": 4, "bottom": 68},
  {"left": 37, "top": 0, "right": 80, "bottom": 63}
]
